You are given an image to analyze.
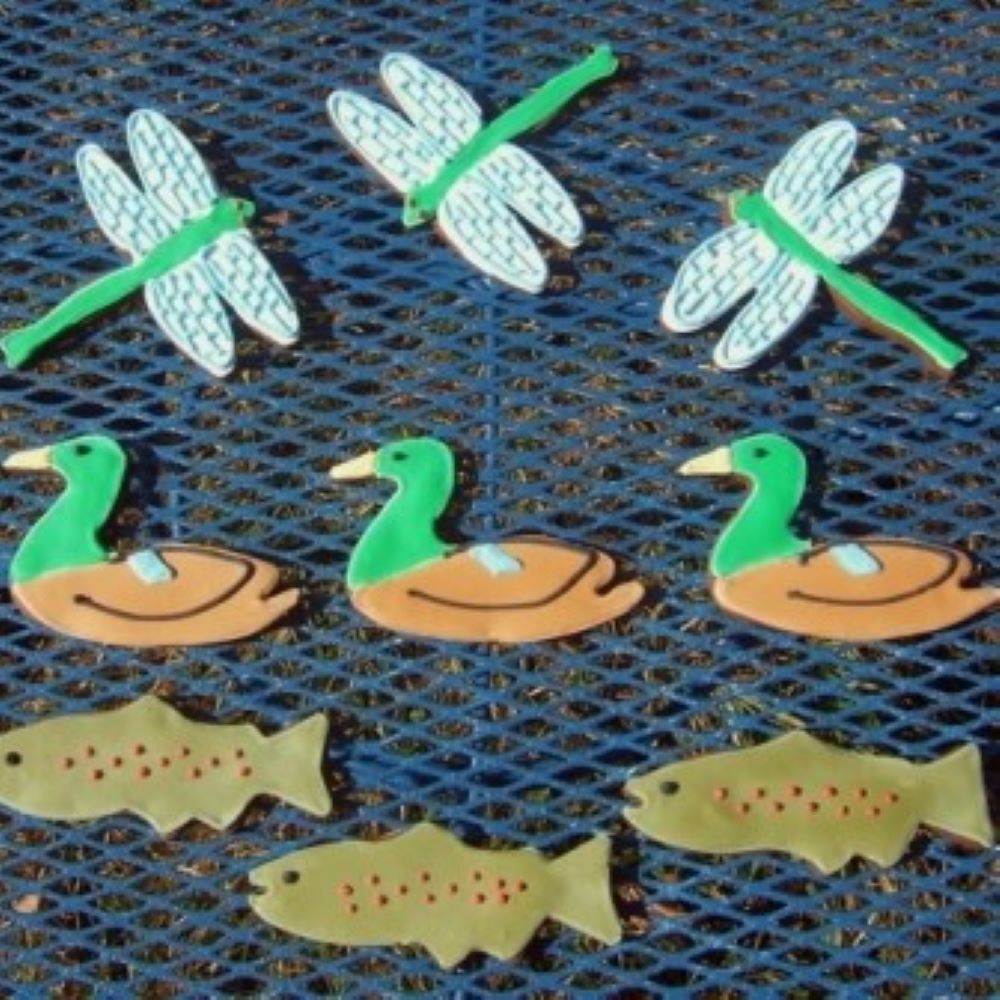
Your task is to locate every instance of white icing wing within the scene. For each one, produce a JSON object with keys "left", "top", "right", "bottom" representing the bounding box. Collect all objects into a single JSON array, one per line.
[
  {"left": 76, "top": 144, "right": 173, "bottom": 259},
  {"left": 477, "top": 144, "right": 583, "bottom": 248},
  {"left": 201, "top": 231, "right": 299, "bottom": 345},
  {"left": 807, "top": 163, "right": 904, "bottom": 263},
  {"left": 328, "top": 89, "right": 444, "bottom": 194},
  {"left": 661, "top": 223, "right": 777, "bottom": 331},
  {"left": 763, "top": 119, "right": 857, "bottom": 228},
  {"left": 145, "top": 261, "right": 235, "bottom": 377},
  {"left": 438, "top": 174, "right": 547, "bottom": 293},
  {"left": 379, "top": 52, "right": 481, "bottom": 158},
  {"left": 127, "top": 109, "right": 218, "bottom": 227},
  {"left": 713, "top": 258, "right": 817, "bottom": 370}
]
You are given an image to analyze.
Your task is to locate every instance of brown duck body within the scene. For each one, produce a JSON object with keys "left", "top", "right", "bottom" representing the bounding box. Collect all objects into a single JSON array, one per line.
[
  {"left": 714, "top": 539, "right": 998, "bottom": 641},
  {"left": 12, "top": 544, "right": 298, "bottom": 647},
  {"left": 351, "top": 536, "right": 644, "bottom": 643}
]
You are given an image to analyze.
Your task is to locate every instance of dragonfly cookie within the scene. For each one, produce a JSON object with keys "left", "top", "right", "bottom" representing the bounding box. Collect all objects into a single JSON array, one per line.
[
  {"left": 2, "top": 109, "right": 299, "bottom": 376},
  {"left": 662, "top": 119, "right": 966, "bottom": 373},
  {"left": 328, "top": 47, "right": 617, "bottom": 292}
]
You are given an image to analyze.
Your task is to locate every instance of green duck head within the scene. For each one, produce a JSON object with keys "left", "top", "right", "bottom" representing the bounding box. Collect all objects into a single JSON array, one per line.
[
  {"left": 679, "top": 432, "right": 810, "bottom": 578},
  {"left": 4, "top": 434, "right": 127, "bottom": 584},
  {"left": 330, "top": 437, "right": 455, "bottom": 590}
]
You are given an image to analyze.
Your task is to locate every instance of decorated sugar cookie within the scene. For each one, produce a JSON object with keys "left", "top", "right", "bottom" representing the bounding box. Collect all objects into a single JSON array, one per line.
[
  {"left": 1, "top": 109, "right": 298, "bottom": 377},
  {"left": 679, "top": 433, "right": 997, "bottom": 640},
  {"left": 4, "top": 434, "right": 299, "bottom": 646},
  {"left": 329, "top": 437, "right": 644, "bottom": 642},
  {"left": 624, "top": 732, "right": 993, "bottom": 875},
  {"left": 328, "top": 46, "right": 617, "bottom": 292},
  {"left": 0, "top": 695, "right": 330, "bottom": 834},
  {"left": 662, "top": 119, "right": 967, "bottom": 373},
  {"left": 249, "top": 823, "right": 619, "bottom": 968}
]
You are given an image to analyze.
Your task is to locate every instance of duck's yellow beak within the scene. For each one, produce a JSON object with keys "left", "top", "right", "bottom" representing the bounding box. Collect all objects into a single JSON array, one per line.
[
  {"left": 678, "top": 446, "right": 732, "bottom": 476},
  {"left": 329, "top": 451, "right": 377, "bottom": 481},
  {"left": 3, "top": 446, "right": 52, "bottom": 472}
]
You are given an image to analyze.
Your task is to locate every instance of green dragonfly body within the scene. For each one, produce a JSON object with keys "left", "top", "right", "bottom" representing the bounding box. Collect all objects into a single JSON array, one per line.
[
  {"left": 2, "top": 197, "right": 252, "bottom": 369},
  {"left": 731, "top": 191, "right": 967, "bottom": 372},
  {"left": 402, "top": 45, "right": 617, "bottom": 226}
]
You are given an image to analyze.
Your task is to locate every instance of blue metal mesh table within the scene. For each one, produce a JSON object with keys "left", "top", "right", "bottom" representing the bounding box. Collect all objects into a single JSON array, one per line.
[{"left": 0, "top": 1, "right": 995, "bottom": 994}]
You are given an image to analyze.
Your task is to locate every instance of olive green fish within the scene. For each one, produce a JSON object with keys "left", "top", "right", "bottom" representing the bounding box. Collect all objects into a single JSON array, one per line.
[
  {"left": 0, "top": 695, "right": 331, "bottom": 833},
  {"left": 249, "top": 822, "right": 620, "bottom": 968},
  {"left": 624, "top": 731, "right": 992, "bottom": 874}
]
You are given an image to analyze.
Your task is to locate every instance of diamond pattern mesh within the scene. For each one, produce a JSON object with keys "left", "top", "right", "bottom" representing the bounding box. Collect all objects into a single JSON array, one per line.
[{"left": 0, "top": 1, "right": 996, "bottom": 994}]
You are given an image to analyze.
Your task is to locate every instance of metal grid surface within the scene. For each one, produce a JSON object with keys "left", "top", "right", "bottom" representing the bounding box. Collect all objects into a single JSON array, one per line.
[{"left": 0, "top": 1, "right": 996, "bottom": 995}]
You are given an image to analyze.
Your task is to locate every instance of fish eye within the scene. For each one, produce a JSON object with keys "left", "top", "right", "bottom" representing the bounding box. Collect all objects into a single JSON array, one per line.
[
  {"left": 5, "top": 751, "right": 22, "bottom": 766},
  {"left": 752, "top": 447, "right": 769, "bottom": 459},
  {"left": 659, "top": 780, "right": 680, "bottom": 795},
  {"left": 74, "top": 444, "right": 92, "bottom": 456},
  {"left": 281, "top": 870, "right": 300, "bottom": 885}
]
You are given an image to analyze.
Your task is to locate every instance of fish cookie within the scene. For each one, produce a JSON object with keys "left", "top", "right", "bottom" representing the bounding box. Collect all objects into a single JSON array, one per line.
[
  {"left": 0, "top": 696, "right": 330, "bottom": 833},
  {"left": 678, "top": 432, "right": 997, "bottom": 640},
  {"left": 4, "top": 434, "right": 299, "bottom": 646},
  {"left": 249, "top": 823, "right": 620, "bottom": 968},
  {"left": 329, "top": 436, "right": 644, "bottom": 643},
  {"left": 624, "top": 732, "right": 993, "bottom": 874}
]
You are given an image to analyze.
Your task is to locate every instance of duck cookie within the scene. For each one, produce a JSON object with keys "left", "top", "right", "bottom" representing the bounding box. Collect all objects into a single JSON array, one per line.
[
  {"left": 1, "top": 109, "right": 298, "bottom": 377},
  {"left": 679, "top": 432, "right": 997, "bottom": 640},
  {"left": 0, "top": 695, "right": 330, "bottom": 834},
  {"left": 662, "top": 119, "right": 966, "bottom": 373},
  {"left": 329, "top": 437, "right": 644, "bottom": 643},
  {"left": 249, "top": 823, "right": 620, "bottom": 969},
  {"left": 624, "top": 732, "right": 993, "bottom": 875},
  {"left": 328, "top": 46, "right": 617, "bottom": 292},
  {"left": 4, "top": 434, "right": 299, "bottom": 646}
]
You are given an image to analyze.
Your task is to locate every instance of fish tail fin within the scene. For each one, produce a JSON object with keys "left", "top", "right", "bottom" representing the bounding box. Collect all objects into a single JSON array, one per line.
[
  {"left": 920, "top": 744, "right": 993, "bottom": 848},
  {"left": 266, "top": 713, "right": 332, "bottom": 817},
  {"left": 547, "top": 835, "right": 621, "bottom": 946}
]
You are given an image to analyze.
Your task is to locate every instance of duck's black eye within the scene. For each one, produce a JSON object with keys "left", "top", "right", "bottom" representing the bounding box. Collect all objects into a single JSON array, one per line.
[
  {"left": 660, "top": 780, "right": 680, "bottom": 795},
  {"left": 391, "top": 451, "right": 408, "bottom": 462},
  {"left": 752, "top": 447, "right": 769, "bottom": 459},
  {"left": 5, "top": 751, "right": 22, "bottom": 766},
  {"left": 74, "top": 444, "right": 92, "bottom": 456},
  {"left": 281, "top": 870, "right": 300, "bottom": 885}
]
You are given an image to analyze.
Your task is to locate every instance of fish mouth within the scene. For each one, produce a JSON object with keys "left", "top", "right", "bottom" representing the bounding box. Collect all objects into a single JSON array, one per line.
[
  {"left": 622, "top": 779, "right": 647, "bottom": 817},
  {"left": 247, "top": 870, "right": 270, "bottom": 897}
]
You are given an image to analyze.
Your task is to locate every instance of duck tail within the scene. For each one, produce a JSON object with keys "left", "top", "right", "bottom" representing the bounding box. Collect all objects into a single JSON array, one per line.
[
  {"left": 266, "top": 713, "right": 332, "bottom": 817},
  {"left": 547, "top": 835, "right": 621, "bottom": 946},
  {"left": 919, "top": 744, "right": 993, "bottom": 849}
]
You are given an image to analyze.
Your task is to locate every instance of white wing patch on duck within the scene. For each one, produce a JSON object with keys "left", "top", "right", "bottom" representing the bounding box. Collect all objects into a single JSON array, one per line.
[
  {"left": 470, "top": 543, "right": 524, "bottom": 576},
  {"left": 126, "top": 549, "right": 176, "bottom": 585},
  {"left": 830, "top": 542, "right": 882, "bottom": 577}
]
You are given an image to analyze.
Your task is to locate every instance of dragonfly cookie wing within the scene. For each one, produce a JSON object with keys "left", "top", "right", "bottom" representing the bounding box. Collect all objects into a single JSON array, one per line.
[
  {"left": 328, "top": 89, "right": 446, "bottom": 194},
  {"left": 76, "top": 145, "right": 173, "bottom": 259},
  {"left": 202, "top": 231, "right": 299, "bottom": 346},
  {"left": 127, "top": 109, "right": 218, "bottom": 227},
  {"left": 713, "top": 258, "right": 817, "bottom": 370},
  {"left": 438, "top": 173, "right": 548, "bottom": 292},
  {"left": 477, "top": 144, "right": 584, "bottom": 248},
  {"left": 661, "top": 223, "right": 778, "bottom": 331},
  {"left": 763, "top": 119, "right": 857, "bottom": 227},
  {"left": 380, "top": 52, "right": 481, "bottom": 157},
  {"left": 145, "top": 260, "right": 235, "bottom": 377},
  {"left": 806, "top": 163, "right": 904, "bottom": 263}
]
